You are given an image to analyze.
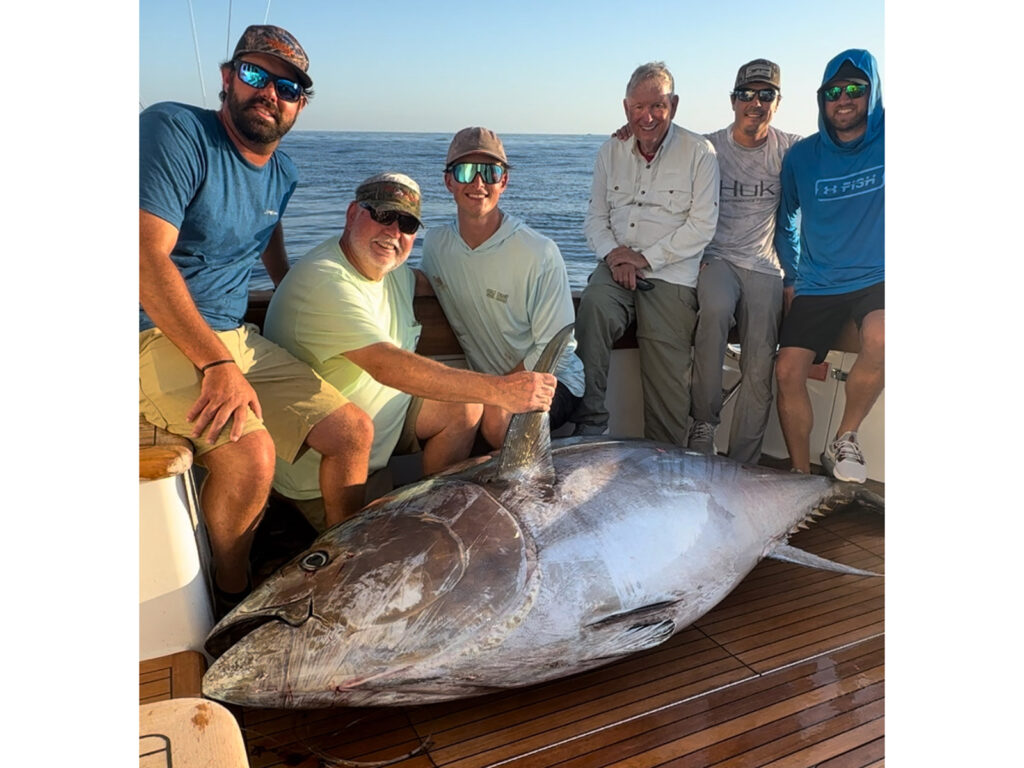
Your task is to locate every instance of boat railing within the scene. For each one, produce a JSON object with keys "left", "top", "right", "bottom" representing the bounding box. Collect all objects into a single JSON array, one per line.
[{"left": 243, "top": 289, "right": 862, "bottom": 357}]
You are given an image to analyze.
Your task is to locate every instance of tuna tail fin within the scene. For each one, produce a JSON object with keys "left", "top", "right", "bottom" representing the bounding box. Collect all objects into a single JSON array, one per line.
[
  {"left": 767, "top": 543, "right": 882, "bottom": 577},
  {"left": 494, "top": 324, "right": 575, "bottom": 484}
]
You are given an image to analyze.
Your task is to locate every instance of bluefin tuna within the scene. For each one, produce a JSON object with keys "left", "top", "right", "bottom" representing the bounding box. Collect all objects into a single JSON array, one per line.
[{"left": 202, "top": 327, "right": 881, "bottom": 708}]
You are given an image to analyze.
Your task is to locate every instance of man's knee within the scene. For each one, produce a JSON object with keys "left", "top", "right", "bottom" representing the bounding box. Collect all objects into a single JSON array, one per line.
[
  {"left": 480, "top": 405, "right": 511, "bottom": 449},
  {"left": 308, "top": 403, "right": 374, "bottom": 458},
  {"left": 696, "top": 283, "right": 736, "bottom": 320},
  {"left": 420, "top": 401, "right": 483, "bottom": 438},
  {"left": 456, "top": 402, "right": 484, "bottom": 429},
  {"left": 775, "top": 348, "right": 812, "bottom": 392},
  {"left": 740, "top": 353, "right": 776, "bottom": 388},
  {"left": 578, "top": 279, "right": 632, "bottom": 331},
  {"left": 576, "top": 286, "right": 612, "bottom": 328},
  {"left": 202, "top": 429, "right": 276, "bottom": 487},
  {"left": 700, "top": 302, "right": 735, "bottom": 327},
  {"left": 859, "top": 311, "right": 885, "bottom": 361}
]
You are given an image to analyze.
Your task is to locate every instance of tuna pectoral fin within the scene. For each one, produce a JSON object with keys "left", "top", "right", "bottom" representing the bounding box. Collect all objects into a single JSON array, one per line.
[
  {"left": 584, "top": 619, "right": 676, "bottom": 660},
  {"left": 768, "top": 543, "right": 881, "bottom": 577},
  {"left": 583, "top": 601, "right": 678, "bottom": 659}
]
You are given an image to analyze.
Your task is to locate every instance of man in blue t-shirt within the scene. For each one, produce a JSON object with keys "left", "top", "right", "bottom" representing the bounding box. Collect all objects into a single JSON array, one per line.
[
  {"left": 139, "top": 25, "right": 367, "bottom": 616},
  {"left": 775, "top": 49, "right": 884, "bottom": 484}
]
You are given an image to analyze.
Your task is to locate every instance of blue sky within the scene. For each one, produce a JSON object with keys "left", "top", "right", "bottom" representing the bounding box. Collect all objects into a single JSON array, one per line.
[{"left": 139, "top": 0, "right": 884, "bottom": 137}]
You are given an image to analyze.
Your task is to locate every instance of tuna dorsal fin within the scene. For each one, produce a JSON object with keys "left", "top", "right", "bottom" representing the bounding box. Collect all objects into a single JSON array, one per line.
[
  {"left": 767, "top": 543, "right": 881, "bottom": 577},
  {"left": 494, "top": 324, "right": 575, "bottom": 484}
]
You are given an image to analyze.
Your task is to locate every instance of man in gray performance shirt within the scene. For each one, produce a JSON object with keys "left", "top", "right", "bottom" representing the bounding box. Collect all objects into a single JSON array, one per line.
[{"left": 687, "top": 59, "right": 801, "bottom": 463}]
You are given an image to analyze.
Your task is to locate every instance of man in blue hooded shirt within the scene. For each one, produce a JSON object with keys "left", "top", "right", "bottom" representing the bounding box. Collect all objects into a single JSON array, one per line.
[{"left": 775, "top": 49, "right": 884, "bottom": 483}]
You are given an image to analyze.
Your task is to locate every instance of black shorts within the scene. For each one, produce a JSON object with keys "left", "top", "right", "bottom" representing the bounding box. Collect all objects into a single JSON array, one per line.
[
  {"left": 550, "top": 382, "right": 582, "bottom": 431},
  {"left": 779, "top": 282, "right": 884, "bottom": 364}
]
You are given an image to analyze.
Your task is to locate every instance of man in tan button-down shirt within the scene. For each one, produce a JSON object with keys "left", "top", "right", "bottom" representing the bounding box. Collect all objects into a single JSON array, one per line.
[{"left": 573, "top": 61, "right": 720, "bottom": 445}]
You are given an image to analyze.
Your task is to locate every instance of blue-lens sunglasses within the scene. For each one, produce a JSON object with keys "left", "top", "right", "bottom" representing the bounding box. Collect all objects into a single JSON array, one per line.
[{"left": 235, "top": 61, "right": 304, "bottom": 103}]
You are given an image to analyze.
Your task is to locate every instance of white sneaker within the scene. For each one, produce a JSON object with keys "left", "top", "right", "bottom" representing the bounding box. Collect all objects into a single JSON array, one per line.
[
  {"left": 821, "top": 431, "right": 867, "bottom": 483},
  {"left": 688, "top": 420, "right": 717, "bottom": 455}
]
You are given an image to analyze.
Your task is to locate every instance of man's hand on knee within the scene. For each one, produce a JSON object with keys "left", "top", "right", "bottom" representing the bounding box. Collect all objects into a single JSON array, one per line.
[{"left": 187, "top": 363, "right": 262, "bottom": 444}]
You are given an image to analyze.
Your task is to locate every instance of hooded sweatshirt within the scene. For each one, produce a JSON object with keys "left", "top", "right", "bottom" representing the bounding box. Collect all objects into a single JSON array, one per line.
[
  {"left": 777, "top": 49, "right": 884, "bottom": 295},
  {"left": 420, "top": 212, "right": 584, "bottom": 396}
]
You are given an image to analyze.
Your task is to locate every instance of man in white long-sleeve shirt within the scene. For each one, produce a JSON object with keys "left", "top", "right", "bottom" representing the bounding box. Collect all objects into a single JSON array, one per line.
[{"left": 573, "top": 61, "right": 720, "bottom": 445}]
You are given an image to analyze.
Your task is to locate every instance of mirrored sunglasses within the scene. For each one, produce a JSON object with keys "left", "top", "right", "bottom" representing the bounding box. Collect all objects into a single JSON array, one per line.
[
  {"left": 235, "top": 61, "right": 304, "bottom": 103},
  {"left": 447, "top": 162, "right": 506, "bottom": 185},
  {"left": 732, "top": 88, "right": 778, "bottom": 103},
  {"left": 359, "top": 203, "right": 420, "bottom": 235},
  {"left": 822, "top": 83, "right": 868, "bottom": 102}
]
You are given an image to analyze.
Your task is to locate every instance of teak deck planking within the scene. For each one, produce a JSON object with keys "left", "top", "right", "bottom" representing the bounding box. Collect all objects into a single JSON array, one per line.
[{"left": 140, "top": 504, "right": 884, "bottom": 767}]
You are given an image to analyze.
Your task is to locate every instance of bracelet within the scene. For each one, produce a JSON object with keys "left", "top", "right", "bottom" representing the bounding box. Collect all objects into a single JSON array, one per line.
[{"left": 200, "top": 359, "right": 235, "bottom": 373}]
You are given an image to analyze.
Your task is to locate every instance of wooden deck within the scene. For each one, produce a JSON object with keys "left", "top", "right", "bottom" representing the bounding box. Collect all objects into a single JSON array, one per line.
[{"left": 141, "top": 503, "right": 883, "bottom": 767}]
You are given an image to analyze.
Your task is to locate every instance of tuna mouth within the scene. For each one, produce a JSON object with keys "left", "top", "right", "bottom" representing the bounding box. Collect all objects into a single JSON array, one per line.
[{"left": 205, "top": 595, "right": 313, "bottom": 658}]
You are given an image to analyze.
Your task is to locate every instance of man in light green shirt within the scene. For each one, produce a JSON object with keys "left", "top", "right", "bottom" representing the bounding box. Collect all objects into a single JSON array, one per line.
[{"left": 264, "top": 173, "right": 557, "bottom": 530}]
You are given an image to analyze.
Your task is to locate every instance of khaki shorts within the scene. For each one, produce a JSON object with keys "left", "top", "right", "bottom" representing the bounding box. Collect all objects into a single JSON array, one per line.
[
  {"left": 139, "top": 324, "right": 349, "bottom": 461},
  {"left": 278, "top": 395, "right": 424, "bottom": 533}
]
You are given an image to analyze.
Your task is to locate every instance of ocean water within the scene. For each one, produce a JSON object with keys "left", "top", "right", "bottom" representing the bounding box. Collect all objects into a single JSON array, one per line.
[{"left": 252, "top": 131, "right": 609, "bottom": 291}]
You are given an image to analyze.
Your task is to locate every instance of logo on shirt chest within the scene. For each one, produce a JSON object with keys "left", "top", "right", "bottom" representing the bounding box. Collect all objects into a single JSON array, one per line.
[
  {"left": 720, "top": 179, "right": 777, "bottom": 198},
  {"left": 815, "top": 166, "right": 884, "bottom": 201},
  {"left": 486, "top": 288, "right": 509, "bottom": 304}
]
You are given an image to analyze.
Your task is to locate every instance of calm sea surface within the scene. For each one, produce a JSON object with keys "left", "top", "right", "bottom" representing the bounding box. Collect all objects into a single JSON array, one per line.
[{"left": 251, "top": 131, "right": 609, "bottom": 291}]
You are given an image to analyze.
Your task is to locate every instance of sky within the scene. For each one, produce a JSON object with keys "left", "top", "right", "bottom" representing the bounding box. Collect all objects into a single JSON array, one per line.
[{"left": 139, "top": 0, "right": 884, "bottom": 138}]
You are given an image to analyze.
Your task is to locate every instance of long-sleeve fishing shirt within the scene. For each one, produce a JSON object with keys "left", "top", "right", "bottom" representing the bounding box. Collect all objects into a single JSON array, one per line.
[{"left": 583, "top": 122, "right": 720, "bottom": 288}]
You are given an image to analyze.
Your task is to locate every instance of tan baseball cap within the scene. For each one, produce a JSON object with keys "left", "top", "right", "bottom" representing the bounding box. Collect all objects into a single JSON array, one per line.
[{"left": 445, "top": 127, "right": 509, "bottom": 167}]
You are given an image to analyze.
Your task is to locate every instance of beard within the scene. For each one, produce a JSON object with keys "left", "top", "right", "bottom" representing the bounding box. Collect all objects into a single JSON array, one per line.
[
  {"left": 824, "top": 101, "right": 867, "bottom": 137},
  {"left": 224, "top": 81, "right": 297, "bottom": 145}
]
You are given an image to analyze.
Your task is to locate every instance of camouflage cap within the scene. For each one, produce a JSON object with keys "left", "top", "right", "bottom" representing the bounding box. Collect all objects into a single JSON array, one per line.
[
  {"left": 232, "top": 25, "right": 312, "bottom": 89},
  {"left": 734, "top": 59, "right": 781, "bottom": 91},
  {"left": 354, "top": 173, "right": 423, "bottom": 226},
  {"left": 445, "top": 127, "right": 510, "bottom": 167}
]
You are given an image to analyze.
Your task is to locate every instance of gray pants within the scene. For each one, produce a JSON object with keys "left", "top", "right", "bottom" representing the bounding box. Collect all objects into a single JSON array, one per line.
[
  {"left": 574, "top": 261, "right": 698, "bottom": 447},
  {"left": 690, "top": 258, "right": 783, "bottom": 465}
]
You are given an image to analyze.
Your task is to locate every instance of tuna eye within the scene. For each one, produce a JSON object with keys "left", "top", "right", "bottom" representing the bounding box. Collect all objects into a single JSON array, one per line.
[{"left": 300, "top": 551, "right": 330, "bottom": 571}]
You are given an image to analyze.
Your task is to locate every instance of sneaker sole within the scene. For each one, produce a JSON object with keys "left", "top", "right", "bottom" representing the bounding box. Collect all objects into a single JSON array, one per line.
[
  {"left": 819, "top": 452, "right": 866, "bottom": 484},
  {"left": 687, "top": 443, "right": 716, "bottom": 456}
]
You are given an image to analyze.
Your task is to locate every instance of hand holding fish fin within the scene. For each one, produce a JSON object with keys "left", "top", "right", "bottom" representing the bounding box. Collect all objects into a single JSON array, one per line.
[{"left": 494, "top": 324, "right": 575, "bottom": 484}]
